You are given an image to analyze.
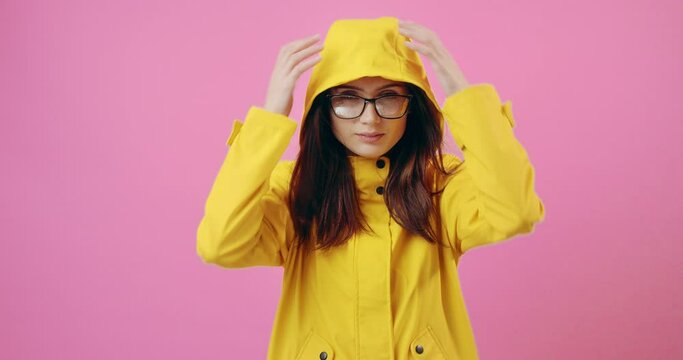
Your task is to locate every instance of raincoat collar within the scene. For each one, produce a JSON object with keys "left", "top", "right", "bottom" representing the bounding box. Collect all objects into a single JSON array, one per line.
[{"left": 348, "top": 154, "right": 390, "bottom": 202}]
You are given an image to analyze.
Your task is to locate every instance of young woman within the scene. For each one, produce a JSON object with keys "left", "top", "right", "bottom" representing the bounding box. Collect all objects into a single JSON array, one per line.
[{"left": 197, "top": 16, "right": 545, "bottom": 360}]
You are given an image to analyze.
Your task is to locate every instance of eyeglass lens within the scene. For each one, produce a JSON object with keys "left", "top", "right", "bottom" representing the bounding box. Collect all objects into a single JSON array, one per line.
[{"left": 331, "top": 95, "right": 409, "bottom": 119}]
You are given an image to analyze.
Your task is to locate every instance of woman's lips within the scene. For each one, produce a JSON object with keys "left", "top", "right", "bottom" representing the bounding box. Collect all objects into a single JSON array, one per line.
[{"left": 357, "top": 133, "right": 384, "bottom": 143}]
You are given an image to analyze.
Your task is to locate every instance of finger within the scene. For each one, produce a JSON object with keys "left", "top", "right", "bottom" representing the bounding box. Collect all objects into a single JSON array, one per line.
[
  {"left": 398, "top": 21, "right": 438, "bottom": 40},
  {"left": 398, "top": 26, "right": 430, "bottom": 44},
  {"left": 402, "top": 28, "right": 444, "bottom": 52},
  {"left": 398, "top": 18, "right": 417, "bottom": 26},
  {"left": 283, "top": 34, "right": 321, "bottom": 55},
  {"left": 398, "top": 25, "right": 423, "bottom": 41},
  {"left": 286, "top": 42, "right": 324, "bottom": 72},
  {"left": 291, "top": 52, "right": 322, "bottom": 79},
  {"left": 404, "top": 40, "right": 435, "bottom": 57},
  {"left": 398, "top": 20, "right": 421, "bottom": 31}
]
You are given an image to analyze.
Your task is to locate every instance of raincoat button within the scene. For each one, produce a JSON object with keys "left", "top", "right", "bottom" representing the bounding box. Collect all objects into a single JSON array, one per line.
[
  {"left": 376, "top": 186, "right": 384, "bottom": 195},
  {"left": 415, "top": 344, "right": 424, "bottom": 354},
  {"left": 319, "top": 351, "right": 328, "bottom": 360},
  {"left": 376, "top": 159, "right": 385, "bottom": 168}
]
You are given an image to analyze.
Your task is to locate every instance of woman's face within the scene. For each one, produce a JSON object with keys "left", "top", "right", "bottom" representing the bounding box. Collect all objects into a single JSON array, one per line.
[{"left": 328, "top": 76, "right": 409, "bottom": 160}]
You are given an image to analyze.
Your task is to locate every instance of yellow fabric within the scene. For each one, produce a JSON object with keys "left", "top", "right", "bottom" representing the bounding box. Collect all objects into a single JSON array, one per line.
[
  {"left": 226, "top": 119, "right": 243, "bottom": 146},
  {"left": 197, "top": 16, "right": 545, "bottom": 360}
]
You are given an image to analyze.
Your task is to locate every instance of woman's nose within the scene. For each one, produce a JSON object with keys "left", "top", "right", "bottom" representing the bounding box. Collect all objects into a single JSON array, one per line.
[{"left": 359, "top": 102, "right": 381, "bottom": 124}]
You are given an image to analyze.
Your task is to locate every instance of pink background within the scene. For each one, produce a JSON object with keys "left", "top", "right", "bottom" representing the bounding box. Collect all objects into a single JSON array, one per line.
[{"left": 2, "top": 0, "right": 681, "bottom": 359}]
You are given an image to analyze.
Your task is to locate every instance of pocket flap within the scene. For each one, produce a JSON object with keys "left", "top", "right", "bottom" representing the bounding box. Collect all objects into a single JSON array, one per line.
[
  {"left": 295, "top": 330, "right": 335, "bottom": 360},
  {"left": 410, "top": 326, "right": 447, "bottom": 359}
]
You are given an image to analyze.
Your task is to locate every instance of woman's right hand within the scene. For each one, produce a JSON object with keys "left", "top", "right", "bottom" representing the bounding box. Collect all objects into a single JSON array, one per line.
[{"left": 264, "top": 34, "right": 324, "bottom": 117}]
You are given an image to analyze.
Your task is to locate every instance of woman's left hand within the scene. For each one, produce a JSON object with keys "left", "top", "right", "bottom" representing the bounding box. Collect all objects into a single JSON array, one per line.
[{"left": 398, "top": 19, "right": 471, "bottom": 97}]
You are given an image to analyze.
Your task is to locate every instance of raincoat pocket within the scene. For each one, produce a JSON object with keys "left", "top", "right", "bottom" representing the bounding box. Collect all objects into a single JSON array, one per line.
[
  {"left": 409, "top": 326, "right": 453, "bottom": 360},
  {"left": 294, "top": 330, "right": 335, "bottom": 360}
]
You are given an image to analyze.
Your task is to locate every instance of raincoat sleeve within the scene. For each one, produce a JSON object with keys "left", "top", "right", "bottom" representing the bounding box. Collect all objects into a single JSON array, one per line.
[
  {"left": 196, "top": 106, "right": 298, "bottom": 268},
  {"left": 439, "top": 83, "right": 546, "bottom": 255}
]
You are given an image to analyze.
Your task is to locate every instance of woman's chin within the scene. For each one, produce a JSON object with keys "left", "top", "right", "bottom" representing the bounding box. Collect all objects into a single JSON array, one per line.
[{"left": 346, "top": 145, "right": 389, "bottom": 159}]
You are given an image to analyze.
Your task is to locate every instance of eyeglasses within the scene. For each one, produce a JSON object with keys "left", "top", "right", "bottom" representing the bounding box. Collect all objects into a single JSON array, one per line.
[{"left": 326, "top": 93, "right": 413, "bottom": 119}]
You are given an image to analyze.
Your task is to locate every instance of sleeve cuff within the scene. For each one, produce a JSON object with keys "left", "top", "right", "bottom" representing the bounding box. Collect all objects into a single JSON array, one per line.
[
  {"left": 441, "top": 83, "right": 517, "bottom": 150},
  {"left": 442, "top": 83, "right": 499, "bottom": 107},
  {"left": 226, "top": 106, "right": 298, "bottom": 147}
]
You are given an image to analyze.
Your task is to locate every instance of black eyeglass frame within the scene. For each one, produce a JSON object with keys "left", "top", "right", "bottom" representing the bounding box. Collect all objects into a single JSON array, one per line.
[{"left": 325, "top": 93, "right": 413, "bottom": 120}]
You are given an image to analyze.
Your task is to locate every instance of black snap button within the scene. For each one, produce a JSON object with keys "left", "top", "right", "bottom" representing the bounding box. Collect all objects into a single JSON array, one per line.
[
  {"left": 415, "top": 344, "right": 424, "bottom": 354},
  {"left": 376, "top": 159, "right": 385, "bottom": 168},
  {"left": 319, "top": 351, "right": 328, "bottom": 360},
  {"left": 376, "top": 186, "right": 384, "bottom": 195}
]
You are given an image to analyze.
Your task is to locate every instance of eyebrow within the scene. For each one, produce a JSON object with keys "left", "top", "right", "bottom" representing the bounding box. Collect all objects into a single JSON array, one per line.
[{"left": 333, "top": 83, "right": 404, "bottom": 92}]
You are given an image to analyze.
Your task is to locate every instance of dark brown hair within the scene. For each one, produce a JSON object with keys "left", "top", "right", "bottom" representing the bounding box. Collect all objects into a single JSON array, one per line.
[{"left": 287, "top": 83, "right": 459, "bottom": 253}]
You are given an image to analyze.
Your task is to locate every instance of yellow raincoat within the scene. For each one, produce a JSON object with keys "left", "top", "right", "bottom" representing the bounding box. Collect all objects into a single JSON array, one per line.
[{"left": 197, "top": 16, "right": 545, "bottom": 360}]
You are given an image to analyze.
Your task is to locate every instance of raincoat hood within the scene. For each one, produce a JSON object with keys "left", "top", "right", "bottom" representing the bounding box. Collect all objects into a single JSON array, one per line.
[{"left": 303, "top": 16, "right": 441, "bottom": 125}]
